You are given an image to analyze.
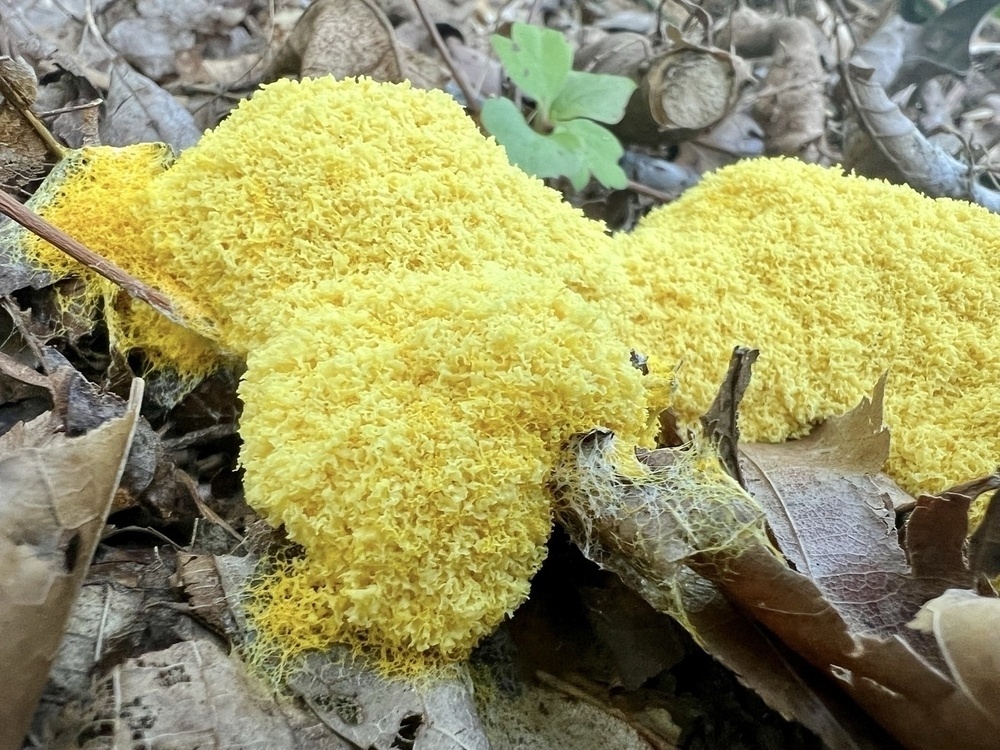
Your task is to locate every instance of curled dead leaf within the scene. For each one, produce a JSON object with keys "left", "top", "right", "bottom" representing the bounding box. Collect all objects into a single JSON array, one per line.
[
  {"left": 0, "top": 379, "right": 143, "bottom": 750},
  {"left": 908, "top": 589, "right": 1000, "bottom": 725},
  {"left": 265, "top": 0, "right": 404, "bottom": 83}
]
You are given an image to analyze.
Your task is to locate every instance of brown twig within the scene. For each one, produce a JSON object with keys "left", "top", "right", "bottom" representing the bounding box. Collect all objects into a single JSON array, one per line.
[
  {"left": 410, "top": 0, "right": 479, "bottom": 110},
  {"left": 0, "top": 190, "right": 190, "bottom": 328},
  {"left": 628, "top": 179, "right": 677, "bottom": 203},
  {"left": 0, "top": 57, "right": 66, "bottom": 160}
]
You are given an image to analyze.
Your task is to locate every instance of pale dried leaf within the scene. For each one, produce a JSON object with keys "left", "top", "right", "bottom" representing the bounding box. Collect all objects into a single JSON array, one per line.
[
  {"left": 74, "top": 638, "right": 351, "bottom": 750},
  {"left": 0, "top": 379, "right": 142, "bottom": 750},
  {"left": 0, "top": 1, "right": 115, "bottom": 88},
  {"left": 0, "top": 55, "right": 49, "bottom": 191},
  {"left": 854, "top": 0, "right": 1000, "bottom": 92},
  {"left": 36, "top": 547, "right": 192, "bottom": 741},
  {"left": 909, "top": 589, "right": 1000, "bottom": 723},
  {"left": 100, "top": 62, "right": 201, "bottom": 150},
  {"left": 722, "top": 8, "right": 826, "bottom": 159},
  {"left": 265, "top": 0, "right": 404, "bottom": 83},
  {"left": 842, "top": 64, "right": 1000, "bottom": 211},
  {"left": 290, "top": 650, "right": 490, "bottom": 750},
  {"left": 105, "top": 17, "right": 194, "bottom": 80},
  {"left": 740, "top": 378, "right": 962, "bottom": 645},
  {"left": 850, "top": 16, "right": 919, "bottom": 88}
]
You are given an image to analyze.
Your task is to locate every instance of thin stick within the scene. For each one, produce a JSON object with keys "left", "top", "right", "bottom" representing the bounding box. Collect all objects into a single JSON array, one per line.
[
  {"left": 628, "top": 179, "right": 676, "bottom": 203},
  {"left": 0, "top": 190, "right": 186, "bottom": 326},
  {"left": 410, "top": 0, "right": 479, "bottom": 110},
  {"left": 0, "top": 58, "right": 66, "bottom": 160}
]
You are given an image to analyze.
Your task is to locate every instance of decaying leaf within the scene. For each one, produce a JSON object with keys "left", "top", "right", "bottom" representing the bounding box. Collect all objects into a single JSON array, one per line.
[
  {"left": 739, "top": 376, "right": 962, "bottom": 645},
  {"left": 0, "top": 378, "right": 143, "bottom": 750},
  {"left": 172, "top": 553, "right": 246, "bottom": 642},
  {"left": 905, "top": 473, "right": 1000, "bottom": 583},
  {"left": 909, "top": 589, "right": 1000, "bottom": 721},
  {"left": 0, "top": 54, "right": 53, "bottom": 192},
  {"left": 100, "top": 62, "right": 201, "bottom": 151},
  {"left": 290, "top": 651, "right": 490, "bottom": 750},
  {"left": 969, "top": 489, "right": 1000, "bottom": 576},
  {"left": 676, "top": 567, "right": 892, "bottom": 750},
  {"left": 65, "top": 639, "right": 314, "bottom": 749},
  {"left": 35, "top": 546, "right": 198, "bottom": 744},
  {"left": 265, "top": 0, "right": 404, "bottom": 83},
  {"left": 719, "top": 7, "right": 827, "bottom": 159},
  {"left": 855, "top": 0, "right": 1000, "bottom": 92},
  {"left": 842, "top": 64, "right": 1000, "bottom": 211},
  {"left": 554, "top": 349, "right": 1000, "bottom": 749}
]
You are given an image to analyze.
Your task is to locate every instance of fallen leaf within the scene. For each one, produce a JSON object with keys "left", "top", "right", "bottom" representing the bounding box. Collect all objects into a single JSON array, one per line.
[
  {"left": 290, "top": 649, "right": 490, "bottom": 750},
  {"left": 739, "top": 376, "right": 957, "bottom": 646},
  {"left": 969, "top": 488, "right": 1000, "bottom": 576},
  {"left": 909, "top": 589, "right": 1000, "bottom": 720},
  {"left": 0, "top": 54, "right": 51, "bottom": 192},
  {"left": 265, "top": 0, "right": 404, "bottom": 83},
  {"left": 0, "top": 378, "right": 142, "bottom": 750},
  {"left": 905, "top": 474, "right": 1000, "bottom": 582},
  {"left": 553, "top": 353, "right": 1000, "bottom": 749},
  {"left": 100, "top": 62, "right": 202, "bottom": 150},
  {"left": 841, "top": 63, "right": 1000, "bottom": 211}
]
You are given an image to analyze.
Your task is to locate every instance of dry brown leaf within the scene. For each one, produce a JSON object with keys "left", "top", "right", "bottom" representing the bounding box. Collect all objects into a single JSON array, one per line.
[
  {"left": 265, "top": 0, "right": 404, "bottom": 83},
  {"left": 905, "top": 474, "right": 1000, "bottom": 582},
  {"left": 0, "top": 378, "right": 143, "bottom": 750},
  {"left": 720, "top": 7, "right": 827, "bottom": 159},
  {"left": 290, "top": 650, "right": 490, "bottom": 750},
  {"left": 739, "top": 375, "right": 980, "bottom": 650},
  {"left": 841, "top": 64, "right": 1000, "bottom": 211},
  {"left": 0, "top": 54, "right": 51, "bottom": 192},
  {"left": 554, "top": 354, "right": 1000, "bottom": 749},
  {"left": 969, "top": 489, "right": 1000, "bottom": 576},
  {"left": 172, "top": 553, "right": 243, "bottom": 642},
  {"left": 909, "top": 589, "right": 1000, "bottom": 721}
]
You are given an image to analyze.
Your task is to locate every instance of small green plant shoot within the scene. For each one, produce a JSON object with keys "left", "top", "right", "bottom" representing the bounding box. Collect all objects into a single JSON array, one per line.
[{"left": 481, "top": 23, "right": 637, "bottom": 190}]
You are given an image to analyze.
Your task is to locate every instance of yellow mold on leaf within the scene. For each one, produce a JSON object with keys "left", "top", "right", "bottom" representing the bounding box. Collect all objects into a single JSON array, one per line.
[
  {"left": 9, "top": 144, "right": 219, "bottom": 382},
  {"left": 622, "top": 157, "right": 1000, "bottom": 497},
  {"left": 13, "top": 77, "right": 1000, "bottom": 674}
]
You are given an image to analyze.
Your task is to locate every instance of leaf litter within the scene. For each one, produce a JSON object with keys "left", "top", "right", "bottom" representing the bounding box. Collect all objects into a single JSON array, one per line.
[{"left": 2, "top": 0, "right": 1000, "bottom": 748}]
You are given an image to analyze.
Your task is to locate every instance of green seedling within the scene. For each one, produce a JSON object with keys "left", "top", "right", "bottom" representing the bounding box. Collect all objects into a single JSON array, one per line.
[{"left": 481, "top": 23, "right": 637, "bottom": 190}]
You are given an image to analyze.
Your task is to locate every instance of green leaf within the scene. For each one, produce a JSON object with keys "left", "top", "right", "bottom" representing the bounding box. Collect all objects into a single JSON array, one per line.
[
  {"left": 555, "top": 119, "right": 629, "bottom": 189},
  {"left": 550, "top": 71, "right": 638, "bottom": 124},
  {"left": 481, "top": 97, "right": 582, "bottom": 181},
  {"left": 490, "top": 23, "right": 572, "bottom": 111}
]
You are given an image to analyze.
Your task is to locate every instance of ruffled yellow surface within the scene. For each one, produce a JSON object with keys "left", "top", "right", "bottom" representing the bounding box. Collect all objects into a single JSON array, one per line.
[
  {"left": 238, "top": 265, "right": 650, "bottom": 664},
  {"left": 15, "top": 145, "right": 218, "bottom": 380},
  {"left": 622, "top": 158, "right": 999, "bottom": 495},
  {"left": 16, "top": 77, "right": 1000, "bottom": 673},
  {"left": 138, "top": 77, "right": 637, "bottom": 353}
]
